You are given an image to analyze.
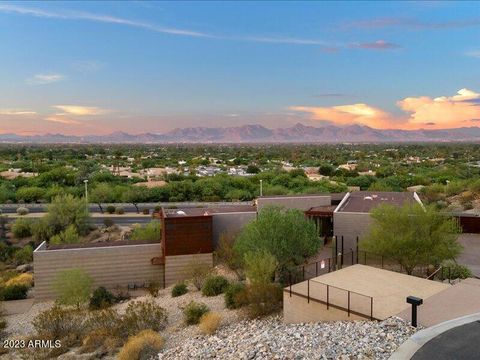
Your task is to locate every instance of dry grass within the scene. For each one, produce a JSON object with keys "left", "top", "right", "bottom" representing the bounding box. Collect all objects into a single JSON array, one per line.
[
  {"left": 117, "top": 329, "right": 164, "bottom": 360},
  {"left": 5, "top": 273, "right": 33, "bottom": 287},
  {"left": 199, "top": 312, "right": 222, "bottom": 335}
]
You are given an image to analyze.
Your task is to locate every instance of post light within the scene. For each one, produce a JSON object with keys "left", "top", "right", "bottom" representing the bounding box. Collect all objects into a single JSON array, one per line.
[
  {"left": 259, "top": 179, "right": 263, "bottom": 197},
  {"left": 406, "top": 295, "right": 423, "bottom": 327},
  {"left": 84, "top": 179, "right": 89, "bottom": 211}
]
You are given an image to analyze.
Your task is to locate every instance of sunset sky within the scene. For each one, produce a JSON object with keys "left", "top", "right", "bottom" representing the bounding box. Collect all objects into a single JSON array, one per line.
[{"left": 0, "top": 1, "right": 479, "bottom": 135}]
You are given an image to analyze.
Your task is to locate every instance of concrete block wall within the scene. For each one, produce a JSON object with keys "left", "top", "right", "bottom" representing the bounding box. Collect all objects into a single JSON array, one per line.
[
  {"left": 33, "top": 242, "right": 164, "bottom": 300},
  {"left": 164, "top": 253, "right": 213, "bottom": 287}
]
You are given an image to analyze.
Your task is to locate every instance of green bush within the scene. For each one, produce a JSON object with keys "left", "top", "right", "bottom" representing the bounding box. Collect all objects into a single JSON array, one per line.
[
  {"left": 89, "top": 286, "right": 116, "bottom": 310},
  {"left": 13, "top": 245, "right": 33, "bottom": 265},
  {"left": 183, "top": 301, "right": 209, "bottom": 325},
  {"left": 130, "top": 221, "right": 160, "bottom": 241},
  {"left": 120, "top": 300, "right": 167, "bottom": 337},
  {"left": 444, "top": 263, "right": 473, "bottom": 280},
  {"left": 16, "top": 207, "right": 29, "bottom": 216},
  {"left": 171, "top": 282, "right": 188, "bottom": 297},
  {"left": 244, "top": 283, "right": 283, "bottom": 318},
  {"left": 12, "top": 218, "right": 32, "bottom": 238},
  {"left": 33, "top": 305, "right": 87, "bottom": 341},
  {"left": 31, "top": 219, "right": 53, "bottom": 243},
  {"left": 85, "top": 308, "right": 123, "bottom": 338},
  {"left": 53, "top": 268, "right": 93, "bottom": 308},
  {"left": 146, "top": 281, "right": 161, "bottom": 297},
  {"left": 224, "top": 282, "right": 246, "bottom": 309},
  {"left": 244, "top": 251, "right": 277, "bottom": 285},
  {"left": 201, "top": 276, "right": 229, "bottom": 297},
  {"left": 142, "top": 208, "right": 150, "bottom": 215},
  {"left": 106, "top": 205, "right": 116, "bottom": 214},
  {"left": 0, "top": 284, "right": 29, "bottom": 300},
  {"left": 50, "top": 225, "right": 80, "bottom": 245},
  {"left": 115, "top": 206, "right": 125, "bottom": 215},
  {"left": 188, "top": 260, "right": 211, "bottom": 290},
  {"left": 103, "top": 218, "right": 114, "bottom": 228}
]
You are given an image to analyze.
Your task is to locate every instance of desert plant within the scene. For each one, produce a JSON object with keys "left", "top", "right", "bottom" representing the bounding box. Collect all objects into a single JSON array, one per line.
[
  {"left": 33, "top": 305, "right": 87, "bottom": 341},
  {"left": 13, "top": 245, "right": 33, "bottom": 265},
  {"left": 183, "top": 301, "right": 209, "bottom": 325},
  {"left": 188, "top": 259, "right": 211, "bottom": 290},
  {"left": 224, "top": 282, "right": 246, "bottom": 309},
  {"left": 81, "top": 328, "right": 111, "bottom": 354},
  {"left": 443, "top": 262, "right": 473, "bottom": 280},
  {"left": 106, "top": 205, "right": 116, "bottom": 214},
  {"left": 117, "top": 329, "right": 164, "bottom": 360},
  {"left": 199, "top": 312, "right": 221, "bottom": 335},
  {"left": 244, "top": 250, "right": 277, "bottom": 285},
  {"left": 215, "top": 231, "right": 241, "bottom": 274},
  {"left": 244, "top": 283, "right": 283, "bottom": 318},
  {"left": 84, "top": 308, "right": 123, "bottom": 340},
  {"left": 103, "top": 218, "right": 114, "bottom": 228},
  {"left": 5, "top": 273, "right": 33, "bottom": 287},
  {"left": 53, "top": 268, "right": 93, "bottom": 308},
  {"left": 12, "top": 218, "right": 32, "bottom": 238},
  {"left": 146, "top": 281, "right": 161, "bottom": 297},
  {"left": 0, "top": 284, "right": 29, "bottom": 300},
  {"left": 16, "top": 207, "right": 29, "bottom": 216},
  {"left": 142, "top": 208, "right": 150, "bottom": 215},
  {"left": 120, "top": 300, "right": 167, "bottom": 337},
  {"left": 201, "top": 276, "right": 229, "bottom": 297},
  {"left": 50, "top": 224, "right": 80, "bottom": 245},
  {"left": 115, "top": 206, "right": 125, "bottom": 215},
  {"left": 171, "top": 282, "right": 188, "bottom": 297},
  {"left": 130, "top": 221, "right": 161, "bottom": 241},
  {"left": 89, "top": 286, "right": 116, "bottom": 310}
]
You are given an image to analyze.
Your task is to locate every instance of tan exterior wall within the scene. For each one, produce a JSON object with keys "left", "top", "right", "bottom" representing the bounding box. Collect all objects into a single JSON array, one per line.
[
  {"left": 34, "top": 242, "right": 164, "bottom": 300},
  {"left": 283, "top": 291, "right": 366, "bottom": 323},
  {"left": 333, "top": 212, "right": 372, "bottom": 252},
  {"left": 257, "top": 195, "right": 331, "bottom": 211},
  {"left": 164, "top": 253, "right": 213, "bottom": 287}
]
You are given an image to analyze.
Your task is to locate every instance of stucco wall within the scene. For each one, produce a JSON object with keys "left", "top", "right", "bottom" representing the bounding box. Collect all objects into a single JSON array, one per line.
[
  {"left": 164, "top": 253, "right": 213, "bottom": 287},
  {"left": 283, "top": 291, "right": 367, "bottom": 323},
  {"left": 333, "top": 212, "right": 372, "bottom": 252},
  {"left": 34, "top": 242, "right": 164, "bottom": 300},
  {"left": 212, "top": 212, "right": 256, "bottom": 248},
  {"left": 257, "top": 195, "right": 331, "bottom": 211}
]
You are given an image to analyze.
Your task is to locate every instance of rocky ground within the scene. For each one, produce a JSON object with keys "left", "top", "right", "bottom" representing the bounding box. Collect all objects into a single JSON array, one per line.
[{"left": 159, "top": 315, "right": 418, "bottom": 360}]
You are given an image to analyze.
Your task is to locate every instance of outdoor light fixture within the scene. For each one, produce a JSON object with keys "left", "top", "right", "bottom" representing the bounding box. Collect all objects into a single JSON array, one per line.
[{"left": 406, "top": 295, "right": 423, "bottom": 327}]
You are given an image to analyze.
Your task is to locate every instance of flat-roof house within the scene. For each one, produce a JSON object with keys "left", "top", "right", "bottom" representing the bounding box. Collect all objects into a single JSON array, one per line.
[{"left": 333, "top": 191, "right": 423, "bottom": 254}]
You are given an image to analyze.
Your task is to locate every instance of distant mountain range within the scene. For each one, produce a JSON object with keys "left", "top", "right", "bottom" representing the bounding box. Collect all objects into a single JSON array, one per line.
[{"left": 3, "top": 123, "right": 480, "bottom": 143}]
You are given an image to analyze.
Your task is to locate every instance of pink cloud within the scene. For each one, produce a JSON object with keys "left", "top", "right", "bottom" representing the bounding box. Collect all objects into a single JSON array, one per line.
[{"left": 349, "top": 40, "right": 401, "bottom": 50}]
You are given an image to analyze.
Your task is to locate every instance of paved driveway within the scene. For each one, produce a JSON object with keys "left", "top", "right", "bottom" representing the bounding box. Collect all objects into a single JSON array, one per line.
[{"left": 457, "top": 234, "right": 480, "bottom": 277}]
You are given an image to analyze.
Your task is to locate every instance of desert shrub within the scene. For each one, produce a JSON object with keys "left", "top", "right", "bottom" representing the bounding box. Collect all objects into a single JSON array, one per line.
[
  {"left": 13, "top": 245, "right": 33, "bottom": 265},
  {"left": 0, "top": 309, "right": 6, "bottom": 341},
  {"left": 16, "top": 207, "right": 29, "bottom": 216},
  {"left": 146, "top": 281, "right": 161, "bottom": 297},
  {"left": 106, "top": 205, "right": 116, "bottom": 214},
  {"left": 53, "top": 268, "right": 93, "bottom": 308},
  {"left": 81, "top": 328, "right": 111, "bottom": 354},
  {"left": 215, "top": 231, "right": 241, "bottom": 273},
  {"left": 89, "top": 286, "right": 116, "bottom": 310},
  {"left": 171, "top": 282, "right": 188, "bottom": 297},
  {"left": 244, "top": 251, "right": 277, "bottom": 285},
  {"left": 244, "top": 283, "right": 283, "bottom": 318},
  {"left": 142, "top": 208, "right": 150, "bottom": 215},
  {"left": 103, "top": 218, "right": 114, "bottom": 228},
  {"left": 130, "top": 221, "right": 161, "bottom": 241},
  {"left": 117, "top": 329, "right": 164, "bottom": 360},
  {"left": 31, "top": 218, "right": 53, "bottom": 243},
  {"left": 183, "top": 301, "right": 209, "bottom": 325},
  {"left": 460, "top": 191, "right": 475, "bottom": 204},
  {"left": 115, "top": 206, "right": 125, "bottom": 215},
  {"left": 188, "top": 260, "right": 211, "bottom": 290},
  {"left": 201, "top": 276, "right": 229, "bottom": 297},
  {"left": 84, "top": 308, "right": 123, "bottom": 346},
  {"left": 444, "top": 263, "right": 473, "bottom": 280},
  {"left": 120, "top": 300, "right": 167, "bottom": 337},
  {"left": 33, "top": 305, "right": 87, "bottom": 341},
  {"left": 199, "top": 312, "right": 221, "bottom": 335},
  {"left": 12, "top": 218, "right": 32, "bottom": 238},
  {"left": 0, "top": 284, "right": 29, "bottom": 300},
  {"left": 224, "top": 282, "right": 246, "bottom": 309},
  {"left": 5, "top": 273, "right": 33, "bottom": 287},
  {"left": 50, "top": 224, "right": 80, "bottom": 245}
]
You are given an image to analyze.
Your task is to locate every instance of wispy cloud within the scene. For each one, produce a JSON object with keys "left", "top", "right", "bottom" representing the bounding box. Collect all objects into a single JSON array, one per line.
[
  {"left": 52, "top": 105, "right": 110, "bottom": 116},
  {"left": 0, "top": 3, "right": 354, "bottom": 48},
  {"left": 465, "top": 50, "right": 480, "bottom": 58},
  {"left": 26, "top": 73, "right": 65, "bottom": 85},
  {"left": 72, "top": 60, "right": 106, "bottom": 73},
  {"left": 349, "top": 40, "right": 401, "bottom": 50},
  {"left": 0, "top": 109, "right": 36, "bottom": 115},
  {"left": 343, "top": 16, "right": 480, "bottom": 31},
  {"left": 44, "top": 115, "right": 81, "bottom": 125}
]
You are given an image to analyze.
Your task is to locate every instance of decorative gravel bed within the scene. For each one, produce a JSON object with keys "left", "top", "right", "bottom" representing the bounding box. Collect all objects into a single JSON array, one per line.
[{"left": 159, "top": 315, "right": 418, "bottom": 360}]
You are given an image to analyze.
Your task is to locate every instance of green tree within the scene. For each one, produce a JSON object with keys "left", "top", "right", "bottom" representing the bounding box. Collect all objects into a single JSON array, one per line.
[
  {"left": 244, "top": 250, "right": 277, "bottom": 285},
  {"left": 234, "top": 206, "right": 321, "bottom": 274},
  {"left": 53, "top": 268, "right": 92, "bottom": 308},
  {"left": 50, "top": 225, "right": 80, "bottom": 245},
  {"left": 45, "top": 194, "right": 90, "bottom": 236},
  {"left": 318, "top": 164, "right": 334, "bottom": 176},
  {"left": 90, "top": 183, "right": 115, "bottom": 213},
  {"left": 16, "top": 186, "right": 45, "bottom": 203},
  {"left": 122, "top": 186, "right": 148, "bottom": 213},
  {"left": 360, "top": 203, "right": 462, "bottom": 275},
  {"left": 130, "top": 221, "right": 161, "bottom": 241}
]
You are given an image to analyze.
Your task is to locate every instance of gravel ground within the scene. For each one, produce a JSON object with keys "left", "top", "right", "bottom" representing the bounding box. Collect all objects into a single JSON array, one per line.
[
  {"left": 159, "top": 315, "right": 418, "bottom": 360},
  {"left": 4, "top": 301, "right": 54, "bottom": 337}
]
